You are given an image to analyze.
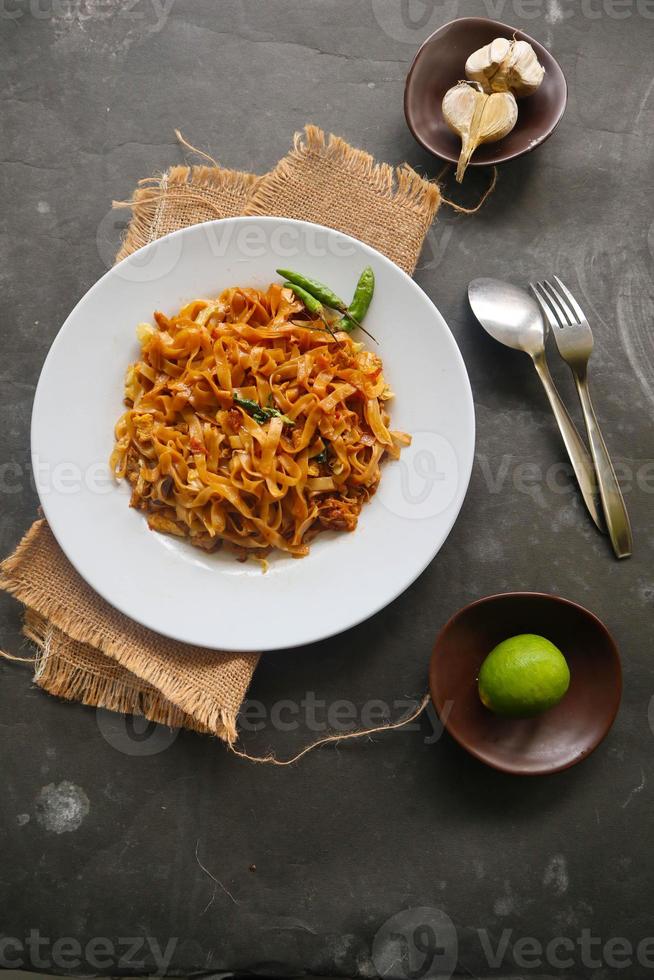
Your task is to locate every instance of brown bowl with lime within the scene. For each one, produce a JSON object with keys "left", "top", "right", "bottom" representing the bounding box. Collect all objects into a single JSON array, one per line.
[{"left": 429, "top": 592, "right": 622, "bottom": 776}]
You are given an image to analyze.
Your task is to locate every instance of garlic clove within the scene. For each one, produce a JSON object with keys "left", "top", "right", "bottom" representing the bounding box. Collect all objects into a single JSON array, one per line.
[
  {"left": 504, "top": 39, "right": 545, "bottom": 97},
  {"left": 442, "top": 81, "right": 517, "bottom": 182},
  {"left": 442, "top": 80, "right": 487, "bottom": 180},
  {"left": 482, "top": 90, "right": 519, "bottom": 140},
  {"left": 465, "top": 37, "right": 545, "bottom": 97},
  {"left": 465, "top": 37, "right": 512, "bottom": 92},
  {"left": 442, "top": 80, "right": 485, "bottom": 136}
]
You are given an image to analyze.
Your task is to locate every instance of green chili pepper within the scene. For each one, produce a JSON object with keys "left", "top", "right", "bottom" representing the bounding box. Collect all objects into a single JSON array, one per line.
[
  {"left": 283, "top": 281, "right": 325, "bottom": 318},
  {"left": 340, "top": 265, "right": 375, "bottom": 333},
  {"left": 278, "top": 267, "right": 376, "bottom": 342},
  {"left": 233, "top": 395, "right": 294, "bottom": 427},
  {"left": 277, "top": 269, "right": 349, "bottom": 315},
  {"left": 283, "top": 278, "right": 341, "bottom": 344}
]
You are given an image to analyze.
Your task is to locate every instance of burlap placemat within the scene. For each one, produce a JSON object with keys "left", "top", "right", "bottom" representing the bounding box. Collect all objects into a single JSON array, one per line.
[{"left": 0, "top": 126, "right": 441, "bottom": 743}]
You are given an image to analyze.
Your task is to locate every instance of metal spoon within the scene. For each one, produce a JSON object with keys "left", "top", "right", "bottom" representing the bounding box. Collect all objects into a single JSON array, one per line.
[{"left": 468, "top": 277, "right": 605, "bottom": 532}]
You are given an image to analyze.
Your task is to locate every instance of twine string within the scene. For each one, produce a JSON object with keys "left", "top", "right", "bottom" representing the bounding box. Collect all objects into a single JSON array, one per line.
[
  {"left": 0, "top": 649, "right": 36, "bottom": 664},
  {"left": 2, "top": 640, "right": 431, "bottom": 767},
  {"left": 174, "top": 128, "right": 221, "bottom": 169},
  {"left": 229, "top": 692, "right": 431, "bottom": 766},
  {"left": 112, "top": 131, "right": 224, "bottom": 217},
  {"left": 112, "top": 189, "right": 228, "bottom": 217},
  {"left": 440, "top": 165, "right": 498, "bottom": 214}
]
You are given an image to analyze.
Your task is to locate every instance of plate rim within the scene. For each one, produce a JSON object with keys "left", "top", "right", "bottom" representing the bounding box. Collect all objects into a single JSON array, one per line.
[{"left": 31, "top": 216, "right": 476, "bottom": 651}]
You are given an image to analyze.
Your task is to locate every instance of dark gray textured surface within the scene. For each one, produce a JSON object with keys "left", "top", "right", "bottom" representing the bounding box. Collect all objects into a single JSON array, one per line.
[{"left": 1, "top": 1, "right": 653, "bottom": 978}]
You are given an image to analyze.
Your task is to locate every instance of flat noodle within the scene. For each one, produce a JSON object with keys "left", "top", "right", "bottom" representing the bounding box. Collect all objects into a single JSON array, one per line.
[{"left": 110, "top": 283, "right": 411, "bottom": 559}]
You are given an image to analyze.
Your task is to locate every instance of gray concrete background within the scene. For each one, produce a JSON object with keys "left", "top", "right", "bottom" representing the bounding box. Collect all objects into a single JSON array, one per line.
[{"left": 1, "top": 1, "right": 653, "bottom": 978}]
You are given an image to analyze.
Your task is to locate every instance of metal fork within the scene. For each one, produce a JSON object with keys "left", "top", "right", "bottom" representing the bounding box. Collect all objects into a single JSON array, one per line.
[{"left": 530, "top": 276, "right": 633, "bottom": 559}]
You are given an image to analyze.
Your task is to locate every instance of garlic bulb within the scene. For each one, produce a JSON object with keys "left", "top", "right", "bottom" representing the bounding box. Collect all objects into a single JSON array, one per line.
[
  {"left": 465, "top": 37, "right": 512, "bottom": 92},
  {"left": 442, "top": 80, "right": 518, "bottom": 182},
  {"left": 465, "top": 38, "right": 545, "bottom": 97}
]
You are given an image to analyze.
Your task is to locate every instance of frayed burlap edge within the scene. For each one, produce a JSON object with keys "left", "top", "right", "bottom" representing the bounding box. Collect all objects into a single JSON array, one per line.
[
  {"left": 244, "top": 125, "right": 441, "bottom": 274},
  {"left": 247, "top": 125, "right": 441, "bottom": 218},
  {"left": 0, "top": 520, "right": 254, "bottom": 743},
  {"left": 23, "top": 610, "right": 210, "bottom": 734},
  {"left": 114, "top": 164, "right": 260, "bottom": 262}
]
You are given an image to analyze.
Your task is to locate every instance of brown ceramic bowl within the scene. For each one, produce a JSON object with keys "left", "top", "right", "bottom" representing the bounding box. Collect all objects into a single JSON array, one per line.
[
  {"left": 404, "top": 17, "right": 567, "bottom": 167},
  {"left": 429, "top": 593, "right": 621, "bottom": 775}
]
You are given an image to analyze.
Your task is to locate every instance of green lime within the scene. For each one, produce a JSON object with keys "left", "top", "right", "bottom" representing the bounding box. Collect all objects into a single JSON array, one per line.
[{"left": 478, "top": 634, "right": 570, "bottom": 718}]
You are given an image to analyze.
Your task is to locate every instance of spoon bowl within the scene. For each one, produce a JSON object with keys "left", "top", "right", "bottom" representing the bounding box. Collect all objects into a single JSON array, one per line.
[{"left": 468, "top": 277, "right": 546, "bottom": 356}]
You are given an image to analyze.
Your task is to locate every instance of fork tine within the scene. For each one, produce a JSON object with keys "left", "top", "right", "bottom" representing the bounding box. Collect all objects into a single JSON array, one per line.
[
  {"left": 537, "top": 281, "right": 567, "bottom": 327},
  {"left": 552, "top": 275, "right": 586, "bottom": 323},
  {"left": 541, "top": 279, "right": 574, "bottom": 326},
  {"left": 530, "top": 281, "right": 559, "bottom": 330}
]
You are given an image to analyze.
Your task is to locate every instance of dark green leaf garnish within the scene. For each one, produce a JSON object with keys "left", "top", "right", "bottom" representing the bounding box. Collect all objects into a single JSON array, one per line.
[{"left": 233, "top": 395, "right": 294, "bottom": 426}]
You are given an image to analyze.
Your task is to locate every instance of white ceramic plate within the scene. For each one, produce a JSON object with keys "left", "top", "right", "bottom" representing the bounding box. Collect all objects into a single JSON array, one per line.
[{"left": 32, "top": 217, "right": 475, "bottom": 651}]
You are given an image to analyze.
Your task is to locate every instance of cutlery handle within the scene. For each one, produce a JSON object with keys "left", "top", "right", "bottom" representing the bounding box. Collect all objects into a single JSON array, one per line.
[
  {"left": 575, "top": 374, "right": 633, "bottom": 558},
  {"left": 531, "top": 352, "right": 605, "bottom": 532}
]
